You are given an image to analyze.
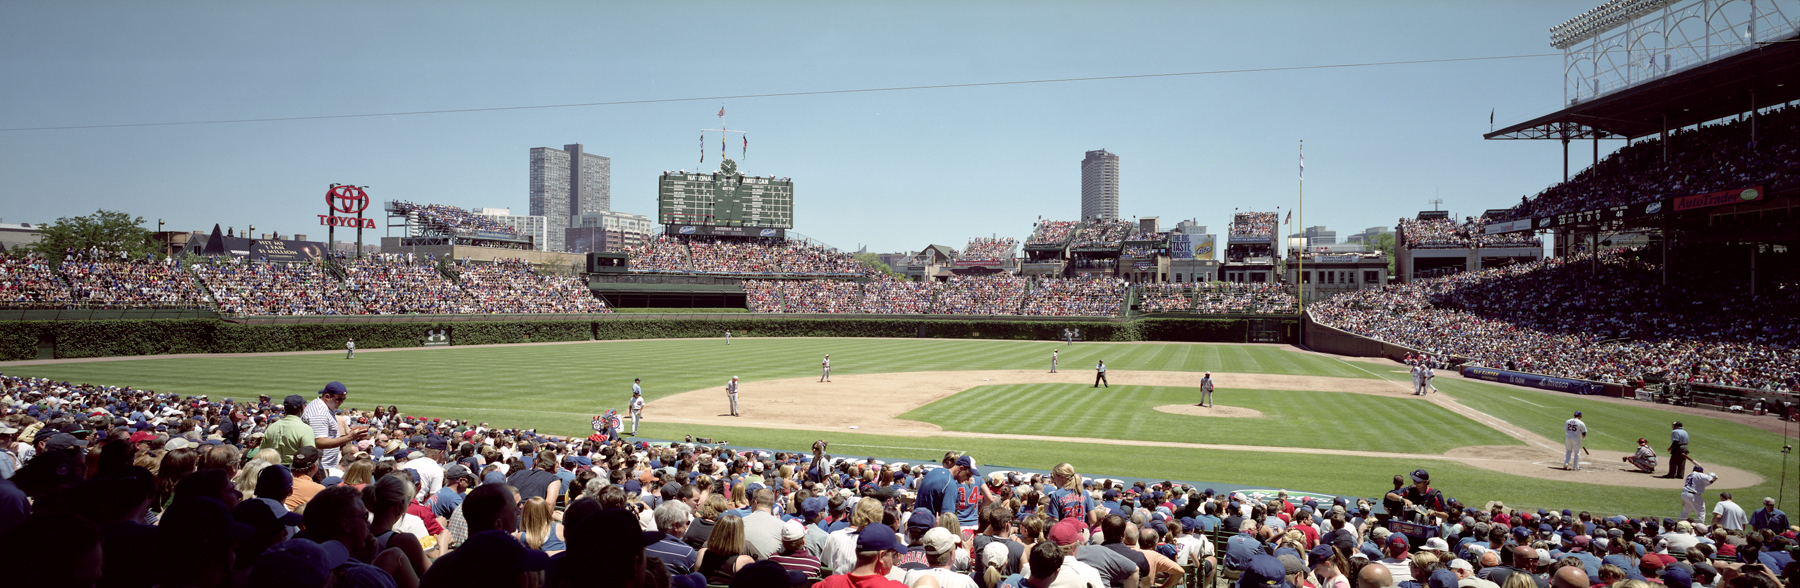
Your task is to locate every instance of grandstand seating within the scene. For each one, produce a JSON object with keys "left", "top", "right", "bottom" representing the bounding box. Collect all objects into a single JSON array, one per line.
[
  {"left": 59, "top": 259, "right": 211, "bottom": 307},
  {"left": 626, "top": 236, "right": 870, "bottom": 276},
  {"left": 1495, "top": 105, "right": 1800, "bottom": 223},
  {"left": 0, "top": 255, "right": 75, "bottom": 305},
  {"left": 1069, "top": 219, "right": 1134, "bottom": 249},
  {"left": 389, "top": 200, "right": 520, "bottom": 236},
  {"left": 957, "top": 237, "right": 1015, "bottom": 262},
  {"left": 1026, "top": 220, "right": 1078, "bottom": 246},
  {"left": 196, "top": 259, "right": 366, "bottom": 316},
  {"left": 1312, "top": 247, "right": 1798, "bottom": 391},
  {"left": 1399, "top": 216, "right": 1541, "bottom": 249},
  {"left": 1229, "top": 212, "right": 1277, "bottom": 241}
]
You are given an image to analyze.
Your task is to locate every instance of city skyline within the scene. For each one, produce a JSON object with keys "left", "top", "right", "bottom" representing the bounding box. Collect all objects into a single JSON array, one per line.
[{"left": 3, "top": 2, "right": 1624, "bottom": 254}]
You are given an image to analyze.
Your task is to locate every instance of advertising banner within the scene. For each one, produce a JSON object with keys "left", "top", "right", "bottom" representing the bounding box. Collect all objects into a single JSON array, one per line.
[
  {"left": 1313, "top": 255, "right": 1359, "bottom": 264},
  {"left": 671, "top": 225, "right": 786, "bottom": 239},
  {"left": 1483, "top": 219, "right": 1533, "bottom": 235},
  {"left": 952, "top": 260, "right": 1002, "bottom": 267},
  {"left": 1169, "top": 234, "right": 1192, "bottom": 259},
  {"left": 1674, "top": 186, "right": 1763, "bottom": 212},
  {"left": 1193, "top": 236, "right": 1215, "bottom": 260},
  {"left": 1460, "top": 366, "right": 1604, "bottom": 395},
  {"left": 1535, "top": 197, "right": 1672, "bottom": 230},
  {"left": 424, "top": 328, "right": 451, "bottom": 347},
  {"left": 248, "top": 239, "right": 327, "bottom": 262},
  {"left": 1228, "top": 234, "right": 1271, "bottom": 244}
]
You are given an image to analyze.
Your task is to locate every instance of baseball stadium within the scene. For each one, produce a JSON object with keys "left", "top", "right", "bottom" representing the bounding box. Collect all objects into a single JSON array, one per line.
[{"left": 3, "top": 2, "right": 1800, "bottom": 588}]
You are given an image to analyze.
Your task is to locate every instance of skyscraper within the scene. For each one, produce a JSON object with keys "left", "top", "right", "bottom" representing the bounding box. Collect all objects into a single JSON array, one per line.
[
  {"left": 530, "top": 144, "right": 612, "bottom": 251},
  {"left": 1081, "top": 150, "right": 1119, "bottom": 221}
]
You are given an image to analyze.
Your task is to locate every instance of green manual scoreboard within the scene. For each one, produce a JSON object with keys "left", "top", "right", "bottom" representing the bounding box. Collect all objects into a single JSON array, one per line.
[{"left": 657, "top": 158, "right": 793, "bottom": 229}]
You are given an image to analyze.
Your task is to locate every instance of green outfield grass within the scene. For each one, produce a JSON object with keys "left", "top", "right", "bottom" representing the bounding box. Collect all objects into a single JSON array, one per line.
[
  {"left": 3, "top": 337, "right": 1786, "bottom": 517},
  {"left": 903, "top": 383, "right": 1519, "bottom": 453}
]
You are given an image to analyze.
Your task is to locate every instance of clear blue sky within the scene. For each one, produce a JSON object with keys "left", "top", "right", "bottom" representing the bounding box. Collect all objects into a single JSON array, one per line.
[{"left": 1, "top": 1, "right": 1603, "bottom": 254}]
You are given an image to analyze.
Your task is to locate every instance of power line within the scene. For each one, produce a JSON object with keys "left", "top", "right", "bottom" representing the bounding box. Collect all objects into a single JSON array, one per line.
[{"left": 0, "top": 53, "right": 1560, "bottom": 133}]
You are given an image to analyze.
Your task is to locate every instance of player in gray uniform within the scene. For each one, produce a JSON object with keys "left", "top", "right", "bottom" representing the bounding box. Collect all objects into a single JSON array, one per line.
[
  {"left": 1050, "top": 349, "right": 1058, "bottom": 373},
  {"left": 726, "top": 376, "right": 740, "bottom": 416},
  {"left": 726, "top": 330, "right": 732, "bottom": 345},
  {"left": 1198, "top": 372, "right": 1214, "bottom": 407},
  {"left": 1410, "top": 362, "right": 1422, "bottom": 395},
  {"left": 819, "top": 354, "right": 831, "bottom": 382},
  {"left": 1423, "top": 364, "right": 1436, "bottom": 394},
  {"left": 630, "top": 378, "right": 644, "bottom": 435},
  {"left": 346, "top": 338, "right": 355, "bottom": 359}
]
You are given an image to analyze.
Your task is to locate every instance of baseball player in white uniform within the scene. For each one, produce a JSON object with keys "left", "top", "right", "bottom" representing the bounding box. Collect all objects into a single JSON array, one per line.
[
  {"left": 1198, "top": 372, "right": 1214, "bottom": 407},
  {"left": 629, "top": 378, "right": 644, "bottom": 435},
  {"left": 819, "top": 354, "right": 831, "bottom": 382},
  {"left": 726, "top": 376, "right": 740, "bottom": 416},
  {"left": 1410, "top": 363, "right": 1423, "bottom": 395},
  {"left": 1423, "top": 364, "right": 1436, "bottom": 394},
  {"left": 1050, "top": 349, "right": 1058, "bottom": 373},
  {"left": 725, "top": 330, "right": 732, "bottom": 345},
  {"left": 1563, "top": 411, "right": 1587, "bottom": 470},
  {"left": 1680, "top": 466, "right": 1718, "bottom": 520},
  {"left": 346, "top": 338, "right": 355, "bottom": 359}
]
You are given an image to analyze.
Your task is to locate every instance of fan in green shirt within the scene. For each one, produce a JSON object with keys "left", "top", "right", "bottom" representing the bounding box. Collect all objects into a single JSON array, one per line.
[{"left": 257, "top": 394, "right": 316, "bottom": 466}]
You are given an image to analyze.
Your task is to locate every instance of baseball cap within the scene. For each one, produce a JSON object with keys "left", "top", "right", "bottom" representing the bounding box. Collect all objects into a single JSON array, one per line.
[
  {"left": 1424, "top": 537, "right": 1450, "bottom": 552},
  {"left": 1693, "top": 465, "right": 1704, "bottom": 472},
  {"left": 283, "top": 395, "right": 307, "bottom": 412},
  {"left": 1428, "top": 569, "right": 1460, "bottom": 588},
  {"left": 906, "top": 509, "right": 936, "bottom": 533},
  {"left": 234, "top": 497, "right": 305, "bottom": 530},
  {"left": 955, "top": 455, "right": 979, "bottom": 476},
  {"left": 781, "top": 519, "right": 807, "bottom": 542},
  {"left": 1574, "top": 411, "right": 1582, "bottom": 417},
  {"left": 1050, "top": 518, "right": 1086, "bottom": 546},
  {"left": 919, "top": 527, "right": 958, "bottom": 555},
  {"left": 1309, "top": 544, "right": 1334, "bottom": 566},
  {"left": 855, "top": 523, "right": 907, "bottom": 553},
  {"left": 800, "top": 497, "right": 825, "bottom": 518},
  {"left": 44, "top": 433, "right": 88, "bottom": 452},
  {"left": 1240, "top": 555, "right": 1292, "bottom": 588},
  {"left": 444, "top": 464, "right": 475, "bottom": 482},
  {"left": 319, "top": 381, "right": 347, "bottom": 396},
  {"left": 1448, "top": 559, "right": 1474, "bottom": 572},
  {"left": 1410, "top": 469, "right": 1430, "bottom": 483},
  {"left": 250, "top": 539, "right": 349, "bottom": 588},
  {"left": 1639, "top": 438, "right": 1648, "bottom": 444}
]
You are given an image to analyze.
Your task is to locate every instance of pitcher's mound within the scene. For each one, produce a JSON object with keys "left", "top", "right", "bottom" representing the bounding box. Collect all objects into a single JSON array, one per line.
[{"left": 1153, "top": 404, "right": 1264, "bottom": 418}]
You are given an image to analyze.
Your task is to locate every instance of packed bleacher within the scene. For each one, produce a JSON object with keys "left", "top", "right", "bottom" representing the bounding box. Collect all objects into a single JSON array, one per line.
[
  {"left": 1194, "top": 283, "right": 1296, "bottom": 315},
  {"left": 1026, "top": 220, "right": 1079, "bottom": 246},
  {"left": 1400, "top": 217, "right": 1543, "bottom": 249},
  {"left": 937, "top": 275, "right": 1028, "bottom": 315},
  {"left": 1312, "top": 247, "right": 1799, "bottom": 390},
  {"left": 957, "top": 237, "right": 1016, "bottom": 262},
  {"left": 1139, "top": 283, "right": 1196, "bottom": 313},
  {"left": 454, "top": 258, "right": 611, "bottom": 314},
  {"left": 1495, "top": 105, "right": 1800, "bottom": 223},
  {"left": 627, "top": 236, "right": 871, "bottom": 277},
  {"left": 1070, "top": 220, "right": 1134, "bottom": 249},
  {"left": 389, "top": 200, "right": 520, "bottom": 236},
  {"left": 59, "top": 258, "right": 212, "bottom": 308},
  {"left": 742, "top": 279, "right": 862, "bottom": 313},
  {"left": 344, "top": 255, "right": 475, "bottom": 315},
  {"left": 1230, "top": 212, "right": 1278, "bottom": 241},
  {"left": 4, "top": 367, "right": 1792, "bottom": 588},
  {"left": 859, "top": 277, "right": 943, "bottom": 315},
  {"left": 1018, "top": 277, "right": 1126, "bottom": 317},
  {"left": 0, "top": 254, "right": 76, "bottom": 305},
  {"left": 195, "top": 258, "right": 367, "bottom": 316}
]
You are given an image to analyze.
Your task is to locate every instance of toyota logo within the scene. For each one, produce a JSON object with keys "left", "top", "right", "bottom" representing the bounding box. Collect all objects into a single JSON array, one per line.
[{"left": 326, "top": 185, "right": 370, "bottom": 215}]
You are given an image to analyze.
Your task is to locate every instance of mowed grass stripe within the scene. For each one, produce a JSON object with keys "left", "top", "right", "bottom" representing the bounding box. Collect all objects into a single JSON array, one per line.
[{"left": 902, "top": 383, "right": 1516, "bottom": 453}]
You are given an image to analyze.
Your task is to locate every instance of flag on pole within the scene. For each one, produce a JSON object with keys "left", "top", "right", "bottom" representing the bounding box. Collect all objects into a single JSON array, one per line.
[
  {"left": 722, "top": 131, "right": 727, "bottom": 160},
  {"left": 1299, "top": 152, "right": 1305, "bottom": 180},
  {"left": 742, "top": 135, "right": 748, "bottom": 160},
  {"left": 1285, "top": 210, "right": 1292, "bottom": 225},
  {"left": 699, "top": 132, "right": 705, "bottom": 163},
  {"left": 718, "top": 106, "right": 725, "bottom": 118}
]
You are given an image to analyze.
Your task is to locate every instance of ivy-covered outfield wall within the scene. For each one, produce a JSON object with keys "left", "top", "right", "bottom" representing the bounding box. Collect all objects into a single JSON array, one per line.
[{"left": 0, "top": 316, "right": 1283, "bottom": 361}]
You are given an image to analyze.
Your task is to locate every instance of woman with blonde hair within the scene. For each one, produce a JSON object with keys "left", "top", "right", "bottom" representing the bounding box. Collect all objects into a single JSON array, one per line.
[
  {"left": 252, "top": 447, "right": 282, "bottom": 465},
  {"left": 515, "top": 496, "right": 566, "bottom": 555},
  {"left": 1047, "top": 462, "right": 1094, "bottom": 522},
  {"left": 697, "top": 513, "right": 754, "bottom": 584},
  {"left": 233, "top": 459, "right": 273, "bottom": 500},
  {"left": 728, "top": 480, "right": 749, "bottom": 511},
  {"left": 341, "top": 458, "right": 375, "bottom": 491},
  {"left": 685, "top": 493, "right": 730, "bottom": 548}
]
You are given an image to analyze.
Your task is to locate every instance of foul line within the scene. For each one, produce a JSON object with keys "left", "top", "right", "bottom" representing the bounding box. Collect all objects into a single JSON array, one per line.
[{"left": 1511, "top": 396, "right": 1549, "bottom": 408}]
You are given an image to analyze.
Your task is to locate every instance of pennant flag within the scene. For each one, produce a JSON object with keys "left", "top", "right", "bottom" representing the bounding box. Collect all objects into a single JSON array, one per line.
[
  {"left": 742, "top": 135, "right": 748, "bottom": 160},
  {"left": 718, "top": 106, "right": 725, "bottom": 118},
  {"left": 722, "top": 132, "right": 727, "bottom": 159},
  {"left": 699, "top": 132, "right": 705, "bottom": 163},
  {"left": 1490, "top": 108, "right": 1495, "bottom": 125},
  {"left": 1285, "top": 210, "right": 1292, "bottom": 225},
  {"left": 1299, "top": 152, "right": 1305, "bottom": 180}
]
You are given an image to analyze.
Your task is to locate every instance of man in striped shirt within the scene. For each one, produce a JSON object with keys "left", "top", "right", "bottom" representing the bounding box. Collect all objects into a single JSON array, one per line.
[{"left": 304, "top": 381, "right": 367, "bottom": 475}]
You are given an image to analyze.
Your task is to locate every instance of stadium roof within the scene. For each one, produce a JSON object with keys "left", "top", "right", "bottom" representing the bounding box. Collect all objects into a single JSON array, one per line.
[{"left": 1485, "top": 33, "right": 1800, "bottom": 141}]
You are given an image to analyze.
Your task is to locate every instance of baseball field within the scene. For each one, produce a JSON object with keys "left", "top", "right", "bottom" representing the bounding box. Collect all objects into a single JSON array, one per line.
[{"left": 4, "top": 336, "right": 1792, "bottom": 517}]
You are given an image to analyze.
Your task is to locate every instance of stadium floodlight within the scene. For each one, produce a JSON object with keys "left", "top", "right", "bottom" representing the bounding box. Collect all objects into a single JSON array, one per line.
[{"left": 1550, "top": 0, "right": 1678, "bottom": 49}]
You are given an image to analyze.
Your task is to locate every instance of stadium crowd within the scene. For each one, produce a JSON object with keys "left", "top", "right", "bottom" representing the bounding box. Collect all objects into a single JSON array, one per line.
[
  {"left": 389, "top": 200, "right": 520, "bottom": 236},
  {"left": 630, "top": 237, "right": 869, "bottom": 276},
  {"left": 2, "top": 369, "right": 1794, "bottom": 588},
  {"left": 59, "top": 258, "right": 212, "bottom": 308},
  {"left": 0, "top": 253, "right": 76, "bottom": 305},
  {"left": 627, "top": 236, "right": 695, "bottom": 273},
  {"left": 1399, "top": 217, "right": 1542, "bottom": 249},
  {"left": 1496, "top": 106, "right": 1800, "bottom": 223},
  {"left": 1311, "top": 248, "right": 1799, "bottom": 391},
  {"left": 1019, "top": 277, "right": 1127, "bottom": 317},
  {"left": 456, "top": 259, "right": 611, "bottom": 314},
  {"left": 1027, "top": 221, "right": 1079, "bottom": 246},
  {"left": 1070, "top": 220, "right": 1134, "bottom": 249},
  {"left": 743, "top": 280, "right": 863, "bottom": 314},
  {"left": 195, "top": 258, "right": 367, "bottom": 316},
  {"left": 1231, "top": 212, "right": 1278, "bottom": 240},
  {"left": 937, "top": 275, "right": 1028, "bottom": 316},
  {"left": 344, "top": 256, "right": 474, "bottom": 315},
  {"left": 1139, "top": 283, "right": 1196, "bottom": 313},
  {"left": 958, "top": 238, "right": 1016, "bottom": 262},
  {"left": 1195, "top": 283, "right": 1296, "bottom": 315},
  {"left": 859, "top": 278, "right": 944, "bottom": 315}
]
